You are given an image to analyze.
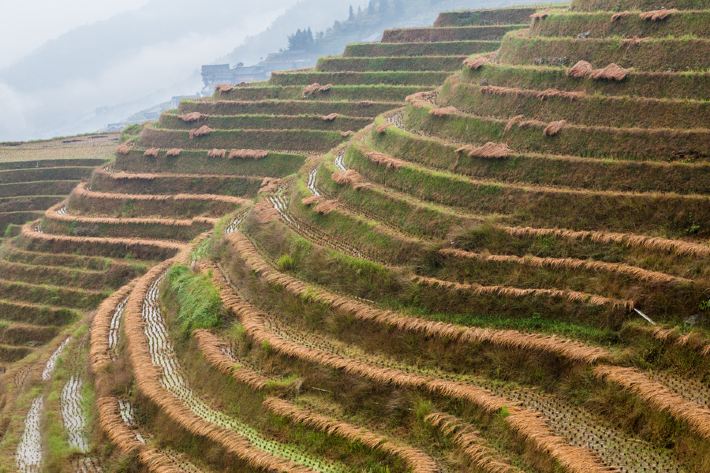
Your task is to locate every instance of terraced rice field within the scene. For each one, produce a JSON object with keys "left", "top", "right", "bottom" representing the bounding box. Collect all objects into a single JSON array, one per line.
[{"left": 0, "top": 1, "right": 709, "bottom": 471}]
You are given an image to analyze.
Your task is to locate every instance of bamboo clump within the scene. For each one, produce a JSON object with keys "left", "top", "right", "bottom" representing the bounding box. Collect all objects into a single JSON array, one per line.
[
  {"left": 224, "top": 232, "right": 610, "bottom": 363},
  {"left": 264, "top": 397, "right": 439, "bottom": 473}
]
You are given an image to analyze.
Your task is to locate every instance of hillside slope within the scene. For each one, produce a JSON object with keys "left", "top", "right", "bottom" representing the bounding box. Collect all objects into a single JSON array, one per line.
[{"left": 0, "top": 1, "right": 708, "bottom": 471}]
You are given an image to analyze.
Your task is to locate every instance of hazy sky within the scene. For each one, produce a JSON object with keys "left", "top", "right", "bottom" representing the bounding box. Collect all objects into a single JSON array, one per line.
[{"left": 0, "top": 0, "right": 149, "bottom": 67}]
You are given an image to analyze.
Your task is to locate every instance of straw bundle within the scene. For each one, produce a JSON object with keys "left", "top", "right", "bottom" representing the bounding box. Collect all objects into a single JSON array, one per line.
[
  {"left": 567, "top": 60, "right": 593, "bottom": 78},
  {"left": 208, "top": 148, "right": 227, "bottom": 159},
  {"left": 178, "top": 112, "right": 205, "bottom": 123},
  {"left": 211, "top": 263, "right": 609, "bottom": 473},
  {"left": 253, "top": 200, "right": 280, "bottom": 223},
  {"left": 413, "top": 275, "right": 634, "bottom": 311},
  {"left": 366, "top": 151, "right": 403, "bottom": 169},
  {"left": 301, "top": 195, "right": 322, "bottom": 207},
  {"left": 463, "top": 55, "right": 489, "bottom": 70},
  {"left": 47, "top": 202, "right": 216, "bottom": 227},
  {"left": 321, "top": 113, "right": 339, "bottom": 122},
  {"left": 457, "top": 142, "right": 511, "bottom": 159},
  {"left": 504, "top": 115, "right": 526, "bottom": 133},
  {"left": 611, "top": 11, "right": 630, "bottom": 22},
  {"left": 429, "top": 106, "right": 458, "bottom": 117},
  {"left": 303, "top": 83, "right": 332, "bottom": 97},
  {"left": 166, "top": 148, "right": 182, "bottom": 157},
  {"left": 116, "top": 144, "right": 133, "bottom": 155},
  {"left": 331, "top": 170, "right": 368, "bottom": 189},
  {"left": 590, "top": 63, "right": 628, "bottom": 81},
  {"left": 229, "top": 149, "right": 269, "bottom": 160},
  {"left": 530, "top": 12, "right": 548, "bottom": 21},
  {"left": 259, "top": 177, "right": 281, "bottom": 194},
  {"left": 405, "top": 91, "right": 435, "bottom": 108},
  {"left": 193, "top": 329, "right": 269, "bottom": 390},
  {"left": 594, "top": 365, "right": 710, "bottom": 439},
  {"left": 264, "top": 397, "right": 438, "bottom": 473},
  {"left": 189, "top": 125, "right": 214, "bottom": 139},
  {"left": 216, "top": 84, "right": 236, "bottom": 94},
  {"left": 224, "top": 232, "right": 610, "bottom": 364},
  {"left": 376, "top": 124, "right": 390, "bottom": 134},
  {"left": 426, "top": 412, "right": 521, "bottom": 473},
  {"left": 313, "top": 199, "right": 338, "bottom": 215},
  {"left": 543, "top": 120, "right": 566, "bottom": 137},
  {"left": 143, "top": 148, "right": 160, "bottom": 158},
  {"left": 536, "top": 88, "right": 585, "bottom": 101},
  {"left": 340, "top": 130, "right": 355, "bottom": 138},
  {"left": 639, "top": 9, "right": 678, "bottom": 21},
  {"left": 440, "top": 248, "right": 689, "bottom": 285}
]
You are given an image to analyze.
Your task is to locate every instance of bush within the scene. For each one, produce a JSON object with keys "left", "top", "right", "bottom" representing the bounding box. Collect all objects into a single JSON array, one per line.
[
  {"left": 277, "top": 254, "right": 296, "bottom": 271},
  {"left": 166, "top": 265, "right": 224, "bottom": 335}
]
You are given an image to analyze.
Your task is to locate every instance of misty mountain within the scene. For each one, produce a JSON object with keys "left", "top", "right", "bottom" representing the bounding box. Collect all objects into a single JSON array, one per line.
[{"left": 0, "top": 0, "right": 299, "bottom": 140}]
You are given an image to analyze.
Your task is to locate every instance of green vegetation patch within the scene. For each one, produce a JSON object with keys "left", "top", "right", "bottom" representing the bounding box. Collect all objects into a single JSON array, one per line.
[{"left": 165, "top": 264, "right": 225, "bottom": 335}]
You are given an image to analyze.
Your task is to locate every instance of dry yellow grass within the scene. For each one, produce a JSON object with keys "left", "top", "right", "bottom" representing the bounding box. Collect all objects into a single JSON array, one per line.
[
  {"left": 413, "top": 275, "right": 634, "bottom": 311},
  {"left": 193, "top": 329, "right": 270, "bottom": 390},
  {"left": 264, "top": 397, "right": 439, "bottom": 473},
  {"left": 590, "top": 64, "right": 628, "bottom": 81},
  {"left": 123, "top": 259, "right": 316, "bottom": 473},
  {"left": 456, "top": 142, "right": 512, "bottom": 159},
  {"left": 639, "top": 9, "right": 678, "bottom": 21},
  {"left": 426, "top": 412, "right": 521, "bottom": 473},
  {"left": 225, "top": 232, "right": 610, "bottom": 363},
  {"left": 189, "top": 125, "right": 214, "bottom": 139},
  {"left": 211, "top": 262, "right": 608, "bottom": 473},
  {"left": 594, "top": 365, "right": 710, "bottom": 439},
  {"left": 0, "top": 133, "right": 118, "bottom": 162},
  {"left": 439, "top": 248, "right": 689, "bottom": 284}
]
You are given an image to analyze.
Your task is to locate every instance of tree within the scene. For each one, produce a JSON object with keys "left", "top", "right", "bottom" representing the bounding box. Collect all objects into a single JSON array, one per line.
[
  {"left": 379, "top": 0, "right": 389, "bottom": 14},
  {"left": 367, "top": 0, "right": 375, "bottom": 15},
  {"left": 348, "top": 5, "right": 355, "bottom": 21},
  {"left": 287, "top": 28, "right": 315, "bottom": 51}
]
